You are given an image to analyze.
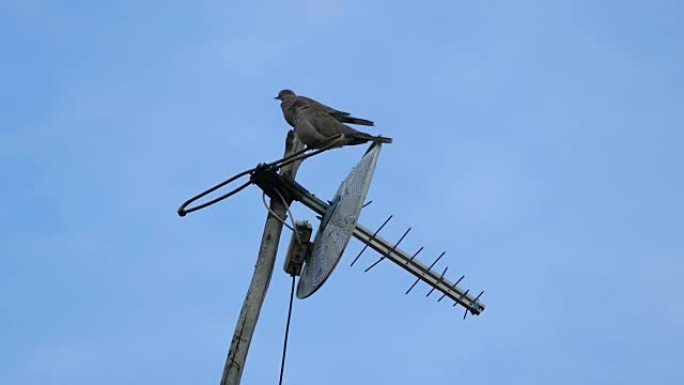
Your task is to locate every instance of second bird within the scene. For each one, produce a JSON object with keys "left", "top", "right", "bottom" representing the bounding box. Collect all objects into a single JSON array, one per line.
[{"left": 275, "top": 89, "right": 392, "bottom": 149}]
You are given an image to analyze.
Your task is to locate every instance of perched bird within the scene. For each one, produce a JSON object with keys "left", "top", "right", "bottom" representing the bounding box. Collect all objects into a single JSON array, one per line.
[
  {"left": 275, "top": 89, "right": 375, "bottom": 128},
  {"left": 274, "top": 89, "right": 391, "bottom": 149},
  {"left": 292, "top": 103, "right": 392, "bottom": 149}
]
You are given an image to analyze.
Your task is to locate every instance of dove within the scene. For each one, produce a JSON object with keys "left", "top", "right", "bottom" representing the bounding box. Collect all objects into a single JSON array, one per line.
[
  {"left": 275, "top": 89, "right": 375, "bottom": 128},
  {"left": 293, "top": 103, "right": 392, "bottom": 149}
]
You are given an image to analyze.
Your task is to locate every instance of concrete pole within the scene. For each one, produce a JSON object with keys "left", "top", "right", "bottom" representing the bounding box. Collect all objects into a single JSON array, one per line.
[{"left": 221, "top": 131, "right": 305, "bottom": 385}]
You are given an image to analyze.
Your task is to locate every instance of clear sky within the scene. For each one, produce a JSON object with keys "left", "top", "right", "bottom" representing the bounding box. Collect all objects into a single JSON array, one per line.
[{"left": 2, "top": 1, "right": 683, "bottom": 384}]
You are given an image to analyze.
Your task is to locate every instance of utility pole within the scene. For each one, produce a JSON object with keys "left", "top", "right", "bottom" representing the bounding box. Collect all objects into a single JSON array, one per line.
[{"left": 220, "top": 131, "right": 305, "bottom": 385}]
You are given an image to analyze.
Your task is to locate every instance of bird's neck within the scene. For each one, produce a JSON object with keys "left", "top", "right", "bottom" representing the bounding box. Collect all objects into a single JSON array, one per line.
[{"left": 281, "top": 97, "right": 296, "bottom": 110}]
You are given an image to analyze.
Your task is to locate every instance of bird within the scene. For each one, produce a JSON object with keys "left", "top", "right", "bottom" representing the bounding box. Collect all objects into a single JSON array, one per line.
[
  {"left": 274, "top": 90, "right": 391, "bottom": 149},
  {"left": 275, "top": 89, "right": 375, "bottom": 128},
  {"left": 292, "top": 103, "right": 392, "bottom": 149}
]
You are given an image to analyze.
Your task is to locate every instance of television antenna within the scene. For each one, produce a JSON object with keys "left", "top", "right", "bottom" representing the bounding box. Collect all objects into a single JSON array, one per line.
[{"left": 178, "top": 132, "right": 486, "bottom": 385}]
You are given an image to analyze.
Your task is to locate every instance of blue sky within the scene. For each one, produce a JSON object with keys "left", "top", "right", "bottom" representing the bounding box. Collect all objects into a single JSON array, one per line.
[{"left": 2, "top": 1, "right": 683, "bottom": 384}]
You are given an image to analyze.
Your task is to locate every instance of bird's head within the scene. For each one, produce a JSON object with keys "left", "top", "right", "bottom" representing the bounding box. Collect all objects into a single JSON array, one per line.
[{"left": 274, "top": 89, "right": 295, "bottom": 101}]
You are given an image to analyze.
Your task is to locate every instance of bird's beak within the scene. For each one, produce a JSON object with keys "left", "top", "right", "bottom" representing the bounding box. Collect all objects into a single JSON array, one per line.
[{"left": 273, "top": 96, "right": 280, "bottom": 100}]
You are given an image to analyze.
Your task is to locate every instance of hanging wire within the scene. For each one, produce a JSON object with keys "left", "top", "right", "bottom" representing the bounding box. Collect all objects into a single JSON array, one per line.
[
  {"left": 260, "top": 190, "right": 303, "bottom": 247},
  {"left": 278, "top": 274, "right": 296, "bottom": 385},
  {"left": 262, "top": 192, "right": 295, "bottom": 232},
  {"left": 274, "top": 189, "right": 304, "bottom": 247}
]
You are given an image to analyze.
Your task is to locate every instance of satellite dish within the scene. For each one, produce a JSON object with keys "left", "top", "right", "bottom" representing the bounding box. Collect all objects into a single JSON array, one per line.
[{"left": 297, "top": 143, "right": 383, "bottom": 298}]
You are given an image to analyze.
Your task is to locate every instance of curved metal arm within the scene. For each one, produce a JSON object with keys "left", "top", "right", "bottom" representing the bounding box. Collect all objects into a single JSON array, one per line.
[
  {"left": 177, "top": 135, "right": 344, "bottom": 217},
  {"left": 177, "top": 168, "right": 255, "bottom": 217}
]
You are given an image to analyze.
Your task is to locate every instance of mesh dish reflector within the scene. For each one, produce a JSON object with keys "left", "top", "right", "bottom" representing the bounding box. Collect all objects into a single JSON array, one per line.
[{"left": 297, "top": 143, "right": 383, "bottom": 299}]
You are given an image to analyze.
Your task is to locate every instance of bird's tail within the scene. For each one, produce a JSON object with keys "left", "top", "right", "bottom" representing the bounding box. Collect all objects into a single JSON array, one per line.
[
  {"left": 371, "top": 135, "right": 392, "bottom": 144},
  {"left": 342, "top": 117, "right": 375, "bottom": 126},
  {"left": 349, "top": 133, "right": 393, "bottom": 145}
]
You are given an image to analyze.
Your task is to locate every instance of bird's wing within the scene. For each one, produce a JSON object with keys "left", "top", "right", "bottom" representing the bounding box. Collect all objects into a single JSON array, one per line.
[
  {"left": 310, "top": 110, "right": 363, "bottom": 138},
  {"left": 298, "top": 95, "right": 374, "bottom": 126},
  {"left": 294, "top": 107, "right": 331, "bottom": 147},
  {"left": 298, "top": 96, "right": 351, "bottom": 117}
]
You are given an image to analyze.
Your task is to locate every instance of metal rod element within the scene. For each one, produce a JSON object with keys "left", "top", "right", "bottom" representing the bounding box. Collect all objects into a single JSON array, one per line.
[
  {"left": 364, "top": 227, "right": 412, "bottom": 272},
  {"left": 426, "top": 266, "right": 449, "bottom": 297},
  {"left": 254, "top": 169, "right": 486, "bottom": 315},
  {"left": 438, "top": 275, "right": 464, "bottom": 302},
  {"left": 406, "top": 246, "right": 424, "bottom": 263},
  {"left": 403, "top": 247, "right": 425, "bottom": 294},
  {"left": 406, "top": 251, "right": 446, "bottom": 295},
  {"left": 275, "top": 134, "right": 345, "bottom": 169},
  {"left": 362, "top": 200, "right": 373, "bottom": 208},
  {"left": 350, "top": 215, "right": 393, "bottom": 267},
  {"left": 427, "top": 251, "right": 446, "bottom": 269},
  {"left": 473, "top": 290, "right": 485, "bottom": 302},
  {"left": 453, "top": 289, "right": 469, "bottom": 307},
  {"left": 463, "top": 292, "right": 484, "bottom": 320},
  {"left": 405, "top": 279, "right": 420, "bottom": 295}
]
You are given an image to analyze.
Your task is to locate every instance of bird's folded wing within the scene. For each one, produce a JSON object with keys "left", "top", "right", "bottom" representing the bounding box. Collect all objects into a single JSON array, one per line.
[
  {"left": 309, "top": 110, "right": 358, "bottom": 138},
  {"left": 299, "top": 96, "right": 351, "bottom": 117},
  {"left": 298, "top": 95, "right": 375, "bottom": 127}
]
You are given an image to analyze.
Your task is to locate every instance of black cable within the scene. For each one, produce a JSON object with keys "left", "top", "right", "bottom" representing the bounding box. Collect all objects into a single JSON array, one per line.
[{"left": 278, "top": 274, "right": 296, "bottom": 385}]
